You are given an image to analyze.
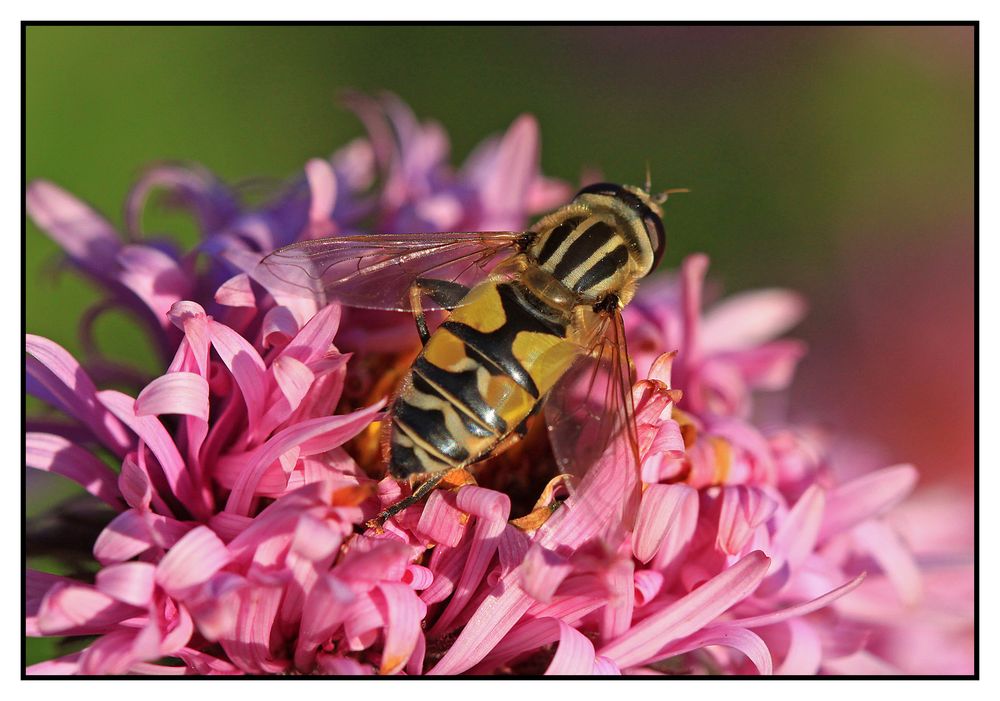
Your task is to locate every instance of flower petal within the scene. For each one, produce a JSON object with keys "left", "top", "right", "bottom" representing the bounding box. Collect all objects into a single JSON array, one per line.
[
  {"left": 376, "top": 582, "right": 427, "bottom": 675},
  {"left": 26, "top": 335, "right": 131, "bottom": 456},
  {"left": 659, "top": 625, "right": 773, "bottom": 675},
  {"left": 26, "top": 180, "right": 121, "bottom": 275},
  {"left": 701, "top": 288, "right": 807, "bottom": 353},
  {"left": 545, "top": 620, "right": 597, "bottom": 675},
  {"left": 156, "top": 526, "right": 232, "bottom": 596},
  {"left": 26, "top": 432, "right": 121, "bottom": 508},
  {"left": 225, "top": 403, "right": 383, "bottom": 515},
  {"left": 632, "top": 483, "right": 697, "bottom": 564},
  {"left": 598, "top": 550, "right": 770, "bottom": 668},
  {"left": 820, "top": 465, "right": 918, "bottom": 541},
  {"left": 136, "top": 371, "right": 210, "bottom": 421},
  {"left": 724, "top": 573, "right": 866, "bottom": 628},
  {"left": 95, "top": 562, "right": 156, "bottom": 607}
]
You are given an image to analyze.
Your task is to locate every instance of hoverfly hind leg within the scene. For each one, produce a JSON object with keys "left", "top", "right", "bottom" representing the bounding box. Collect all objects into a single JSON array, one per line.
[
  {"left": 366, "top": 469, "right": 449, "bottom": 531},
  {"left": 409, "top": 278, "right": 471, "bottom": 345}
]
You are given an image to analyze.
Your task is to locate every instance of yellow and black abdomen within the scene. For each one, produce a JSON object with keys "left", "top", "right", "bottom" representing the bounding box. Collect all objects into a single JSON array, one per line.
[{"left": 387, "top": 278, "right": 580, "bottom": 479}]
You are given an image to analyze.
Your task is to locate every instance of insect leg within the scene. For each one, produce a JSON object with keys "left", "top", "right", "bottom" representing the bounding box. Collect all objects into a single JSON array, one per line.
[
  {"left": 408, "top": 278, "right": 471, "bottom": 345},
  {"left": 366, "top": 468, "right": 454, "bottom": 530}
]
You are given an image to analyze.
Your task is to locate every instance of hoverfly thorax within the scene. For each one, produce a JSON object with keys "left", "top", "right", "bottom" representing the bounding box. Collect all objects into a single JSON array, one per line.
[{"left": 526, "top": 182, "right": 667, "bottom": 306}]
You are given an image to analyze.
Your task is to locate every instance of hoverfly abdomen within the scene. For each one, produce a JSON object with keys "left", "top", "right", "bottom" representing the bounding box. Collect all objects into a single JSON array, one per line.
[{"left": 387, "top": 278, "right": 579, "bottom": 479}]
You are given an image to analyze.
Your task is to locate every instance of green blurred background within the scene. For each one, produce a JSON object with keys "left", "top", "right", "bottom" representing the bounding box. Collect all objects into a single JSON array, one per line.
[{"left": 25, "top": 25, "right": 974, "bottom": 663}]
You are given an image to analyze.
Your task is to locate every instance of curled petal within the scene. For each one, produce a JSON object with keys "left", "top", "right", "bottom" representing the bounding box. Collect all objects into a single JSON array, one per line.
[
  {"left": 136, "top": 371, "right": 210, "bottom": 421},
  {"left": 545, "top": 620, "right": 597, "bottom": 675},
  {"left": 415, "top": 490, "right": 468, "bottom": 547},
  {"left": 95, "top": 562, "right": 156, "bottom": 607},
  {"left": 305, "top": 158, "right": 337, "bottom": 223},
  {"left": 376, "top": 582, "right": 427, "bottom": 675},
  {"left": 716, "top": 486, "right": 778, "bottom": 556},
  {"left": 659, "top": 625, "right": 773, "bottom": 675},
  {"left": 26, "top": 432, "right": 121, "bottom": 508},
  {"left": 776, "top": 619, "right": 822, "bottom": 675},
  {"left": 26, "top": 335, "right": 131, "bottom": 456},
  {"left": 598, "top": 551, "right": 769, "bottom": 668},
  {"left": 632, "top": 483, "right": 697, "bottom": 564},
  {"left": 820, "top": 465, "right": 918, "bottom": 541},
  {"left": 116, "top": 244, "right": 190, "bottom": 327},
  {"left": 26, "top": 180, "right": 121, "bottom": 275},
  {"left": 156, "top": 526, "right": 232, "bottom": 596}
]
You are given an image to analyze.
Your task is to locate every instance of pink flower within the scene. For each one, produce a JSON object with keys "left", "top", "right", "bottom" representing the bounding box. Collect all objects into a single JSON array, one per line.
[{"left": 25, "top": 94, "right": 972, "bottom": 676}]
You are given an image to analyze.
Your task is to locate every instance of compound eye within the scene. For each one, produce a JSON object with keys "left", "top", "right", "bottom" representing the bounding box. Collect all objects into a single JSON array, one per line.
[{"left": 644, "top": 212, "right": 667, "bottom": 271}]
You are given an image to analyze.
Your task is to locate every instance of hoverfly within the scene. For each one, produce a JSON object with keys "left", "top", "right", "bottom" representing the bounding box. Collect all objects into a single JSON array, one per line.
[{"left": 258, "top": 182, "right": 680, "bottom": 528}]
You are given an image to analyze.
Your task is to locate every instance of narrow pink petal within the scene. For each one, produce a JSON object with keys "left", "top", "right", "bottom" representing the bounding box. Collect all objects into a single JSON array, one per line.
[
  {"left": 427, "top": 577, "right": 534, "bottom": 675},
  {"left": 478, "top": 114, "right": 539, "bottom": 228},
  {"left": 116, "top": 244, "right": 190, "bottom": 327},
  {"left": 206, "top": 318, "right": 268, "bottom": 431},
  {"left": 98, "top": 390, "right": 200, "bottom": 514},
  {"left": 26, "top": 335, "right": 131, "bottom": 456},
  {"left": 26, "top": 180, "right": 121, "bottom": 272},
  {"left": 77, "top": 625, "right": 161, "bottom": 675},
  {"left": 598, "top": 551, "right": 770, "bottom": 668},
  {"left": 498, "top": 523, "right": 531, "bottom": 575},
  {"left": 724, "top": 572, "right": 866, "bottom": 628},
  {"left": 219, "top": 582, "right": 287, "bottom": 674},
  {"left": 276, "top": 303, "right": 342, "bottom": 366},
  {"left": 593, "top": 655, "right": 622, "bottom": 675},
  {"left": 118, "top": 454, "right": 152, "bottom": 510},
  {"left": 600, "top": 558, "right": 636, "bottom": 641},
  {"left": 475, "top": 617, "right": 562, "bottom": 672},
  {"left": 225, "top": 403, "right": 383, "bottom": 515},
  {"left": 215, "top": 273, "right": 256, "bottom": 308},
  {"left": 633, "top": 569, "right": 664, "bottom": 607},
  {"left": 519, "top": 543, "right": 572, "bottom": 603},
  {"left": 255, "top": 356, "right": 315, "bottom": 438},
  {"left": 770, "top": 484, "right": 825, "bottom": 572},
  {"left": 316, "top": 655, "right": 373, "bottom": 675},
  {"left": 632, "top": 483, "right": 697, "bottom": 563},
  {"left": 156, "top": 526, "right": 232, "bottom": 596},
  {"left": 660, "top": 625, "right": 773, "bottom": 675},
  {"left": 306, "top": 158, "right": 337, "bottom": 222},
  {"left": 718, "top": 340, "right": 807, "bottom": 391},
  {"left": 342, "top": 593, "right": 384, "bottom": 651},
  {"left": 93, "top": 509, "right": 154, "bottom": 564},
  {"left": 545, "top": 620, "right": 597, "bottom": 675},
  {"left": 261, "top": 305, "right": 300, "bottom": 350},
  {"left": 417, "top": 491, "right": 469, "bottom": 548},
  {"left": 419, "top": 541, "right": 471, "bottom": 606},
  {"left": 95, "top": 562, "right": 156, "bottom": 607},
  {"left": 26, "top": 432, "right": 121, "bottom": 508},
  {"left": 403, "top": 564, "right": 434, "bottom": 590},
  {"left": 851, "top": 520, "right": 922, "bottom": 606},
  {"left": 136, "top": 371, "right": 210, "bottom": 420},
  {"left": 716, "top": 486, "right": 778, "bottom": 556},
  {"left": 25, "top": 652, "right": 82, "bottom": 675},
  {"left": 376, "top": 582, "right": 427, "bottom": 675},
  {"left": 820, "top": 465, "right": 918, "bottom": 541},
  {"left": 430, "top": 487, "right": 510, "bottom": 635},
  {"left": 36, "top": 582, "right": 140, "bottom": 635},
  {"left": 651, "top": 485, "right": 700, "bottom": 572},
  {"left": 701, "top": 288, "right": 807, "bottom": 352},
  {"left": 293, "top": 573, "right": 355, "bottom": 672},
  {"left": 776, "top": 619, "right": 822, "bottom": 675},
  {"left": 680, "top": 254, "right": 709, "bottom": 363}
]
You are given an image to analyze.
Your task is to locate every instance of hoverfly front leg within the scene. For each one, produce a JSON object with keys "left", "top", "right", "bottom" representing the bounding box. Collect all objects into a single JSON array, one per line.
[{"left": 408, "top": 278, "right": 470, "bottom": 345}]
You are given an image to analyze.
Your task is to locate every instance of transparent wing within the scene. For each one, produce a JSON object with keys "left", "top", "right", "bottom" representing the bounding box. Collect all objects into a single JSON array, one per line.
[
  {"left": 256, "top": 231, "right": 528, "bottom": 311},
  {"left": 543, "top": 305, "right": 642, "bottom": 535}
]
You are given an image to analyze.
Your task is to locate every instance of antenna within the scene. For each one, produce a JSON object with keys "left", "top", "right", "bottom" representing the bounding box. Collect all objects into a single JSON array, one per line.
[{"left": 652, "top": 187, "right": 690, "bottom": 205}]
